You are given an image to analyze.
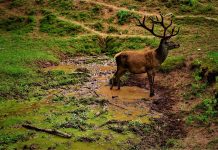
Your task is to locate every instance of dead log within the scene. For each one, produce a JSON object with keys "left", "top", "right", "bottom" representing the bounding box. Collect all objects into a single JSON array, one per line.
[{"left": 22, "top": 124, "right": 72, "bottom": 138}]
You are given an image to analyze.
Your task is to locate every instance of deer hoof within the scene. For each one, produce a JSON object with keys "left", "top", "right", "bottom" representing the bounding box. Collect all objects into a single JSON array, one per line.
[{"left": 150, "top": 93, "right": 155, "bottom": 97}]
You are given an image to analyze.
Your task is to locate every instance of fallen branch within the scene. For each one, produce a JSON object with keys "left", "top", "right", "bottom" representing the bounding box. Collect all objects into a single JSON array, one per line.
[{"left": 22, "top": 124, "right": 72, "bottom": 138}]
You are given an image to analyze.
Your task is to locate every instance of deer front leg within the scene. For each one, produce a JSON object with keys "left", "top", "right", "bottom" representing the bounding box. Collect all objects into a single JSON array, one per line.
[
  {"left": 110, "top": 76, "right": 116, "bottom": 90},
  {"left": 152, "top": 70, "right": 155, "bottom": 90},
  {"left": 110, "top": 68, "right": 126, "bottom": 90},
  {"left": 117, "top": 70, "right": 126, "bottom": 89},
  {"left": 147, "top": 71, "right": 154, "bottom": 97}
]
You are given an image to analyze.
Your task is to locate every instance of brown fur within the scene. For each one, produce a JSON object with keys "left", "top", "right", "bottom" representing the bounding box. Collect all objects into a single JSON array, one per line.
[
  {"left": 110, "top": 48, "right": 159, "bottom": 97},
  {"left": 115, "top": 49, "right": 160, "bottom": 74}
]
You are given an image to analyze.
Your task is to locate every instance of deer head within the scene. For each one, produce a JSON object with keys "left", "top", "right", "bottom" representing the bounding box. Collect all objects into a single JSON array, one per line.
[{"left": 136, "top": 13, "right": 180, "bottom": 51}]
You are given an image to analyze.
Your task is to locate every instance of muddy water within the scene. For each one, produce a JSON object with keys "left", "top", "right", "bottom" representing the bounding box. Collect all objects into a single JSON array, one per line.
[
  {"left": 44, "top": 56, "right": 159, "bottom": 122},
  {"left": 96, "top": 84, "right": 151, "bottom": 122},
  {"left": 92, "top": 63, "right": 153, "bottom": 122},
  {"left": 97, "top": 86, "right": 149, "bottom": 101}
]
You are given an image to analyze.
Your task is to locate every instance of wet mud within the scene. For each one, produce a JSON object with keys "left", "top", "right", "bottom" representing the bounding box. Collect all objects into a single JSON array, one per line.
[{"left": 43, "top": 55, "right": 187, "bottom": 149}]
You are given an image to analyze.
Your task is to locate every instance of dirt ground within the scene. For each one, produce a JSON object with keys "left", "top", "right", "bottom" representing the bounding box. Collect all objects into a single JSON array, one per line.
[{"left": 42, "top": 54, "right": 216, "bottom": 149}]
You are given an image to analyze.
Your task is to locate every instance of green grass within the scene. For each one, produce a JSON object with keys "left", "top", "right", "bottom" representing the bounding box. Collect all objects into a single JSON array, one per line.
[
  {"left": 117, "top": 10, "right": 132, "bottom": 25},
  {"left": 0, "top": 96, "right": 140, "bottom": 150},
  {"left": 0, "top": 34, "right": 57, "bottom": 76},
  {"left": 0, "top": 32, "right": 97, "bottom": 100},
  {"left": 105, "top": 37, "right": 159, "bottom": 55},
  {"left": 175, "top": 17, "right": 218, "bottom": 27},
  {"left": 0, "top": 28, "right": 159, "bottom": 100},
  {"left": 186, "top": 97, "right": 218, "bottom": 125},
  {"left": 47, "top": 0, "right": 101, "bottom": 22},
  {"left": 202, "top": 51, "right": 218, "bottom": 72},
  {"left": 0, "top": 132, "right": 28, "bottom": 145},
  {"left": 107, "top": 25, "right": 119, "bottom": 33},
  {"left": 92, "top": 22, "right": 104, "bottom": 31},
  {"left": 9, "top": 0, "right": 27, "bottom": 8},
  {"left": 0, "top": 15, "right": 36, "bottom": 34},
  {"left": 47, "top": 0, "right": 74, "bottom": 11},
  {"left": 0, "top": 0, "right": 217, "bottom": 148},
  {"left": 159, "top": 56, "right": 185, "bottom": 73},
  {"left": 40, "top": 14, "right": 85, "bottom": 36},
  {"left": 179, "top": 2, "right": 215, "bottom": 14}
]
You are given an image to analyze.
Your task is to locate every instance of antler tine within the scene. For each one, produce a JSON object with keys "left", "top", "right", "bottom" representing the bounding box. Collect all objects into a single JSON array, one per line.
[
  {"left": 156, "top": 16, "right": 159, "bottom": 22},
  {"left": 173, "top": 27, "right": 180, "bottom": 36},
  {"left": 166, "top": 18, "right": 173, "bottom": 29},
  {"left": 142, "top": 16, "right": 146, "bottom": 25},
  {"left": 136, "top": 13, "right": 180, "bottom": 39},
  {"left": 171, "top": 26, "right": 175, "bottom": 34},
  {"left": 165, "top": 27, "right": 180, "bottom": 39},
  {"left": 135, "top": 16, "right": 145, "bottom": 27},
  {"left": 150, "top": 14, "right": 162, "bottom": 24},
  {"left": 160, "top": 13, "right": 164, "bottom": 26}
]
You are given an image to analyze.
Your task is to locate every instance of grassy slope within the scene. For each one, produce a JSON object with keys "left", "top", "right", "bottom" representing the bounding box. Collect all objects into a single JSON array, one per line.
[{"left": 0, "top": 0, "right": 218, "bottom": 149}]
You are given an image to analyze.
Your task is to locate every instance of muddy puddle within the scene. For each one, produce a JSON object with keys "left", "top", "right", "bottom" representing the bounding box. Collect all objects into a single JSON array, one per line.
[
  {"left": 97, "top": 86, "right": 149, "bottom": 102},
  {"left": 43, "top": 56, "right": 160, "bottom": 123}
]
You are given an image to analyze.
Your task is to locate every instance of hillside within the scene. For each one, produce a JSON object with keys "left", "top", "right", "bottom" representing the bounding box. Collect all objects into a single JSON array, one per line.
[{"left": 0, "top": 0, "right": 218, "bottom": 149}]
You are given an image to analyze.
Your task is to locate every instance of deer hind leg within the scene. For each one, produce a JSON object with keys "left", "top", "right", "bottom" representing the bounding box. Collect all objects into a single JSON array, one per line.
[
  {"left": 110, "top": 67, "right": 126, "bottom": 90},
  {"left": 147, "top": 70, "right": 155, "bottom": 97}
]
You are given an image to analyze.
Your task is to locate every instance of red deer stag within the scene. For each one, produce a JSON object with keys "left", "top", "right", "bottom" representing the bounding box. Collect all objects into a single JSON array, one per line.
[{"left": 110, "top": 13, "right": 180, "bottom": 97}]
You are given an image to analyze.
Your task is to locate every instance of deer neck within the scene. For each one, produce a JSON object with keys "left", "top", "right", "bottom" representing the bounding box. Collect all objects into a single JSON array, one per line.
[{"left": 155, "top": 39, "right": 169, "bottom": 64}]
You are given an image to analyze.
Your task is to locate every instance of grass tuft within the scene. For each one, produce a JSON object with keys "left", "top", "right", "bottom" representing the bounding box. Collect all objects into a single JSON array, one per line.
[
  {"left": 0, "top": 16, "right": 36, "bottom": 34},
  {"left": 159, "top": 56, "right": 185, "bottom": 73},
  {"left": 40, "top": 14, "right": 85, "bottom": 36}
]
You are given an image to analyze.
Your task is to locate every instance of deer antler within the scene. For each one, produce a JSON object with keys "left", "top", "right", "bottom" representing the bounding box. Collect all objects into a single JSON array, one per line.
[{"left": 136, "top": 13, "right": 180, "bottom": 39}]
